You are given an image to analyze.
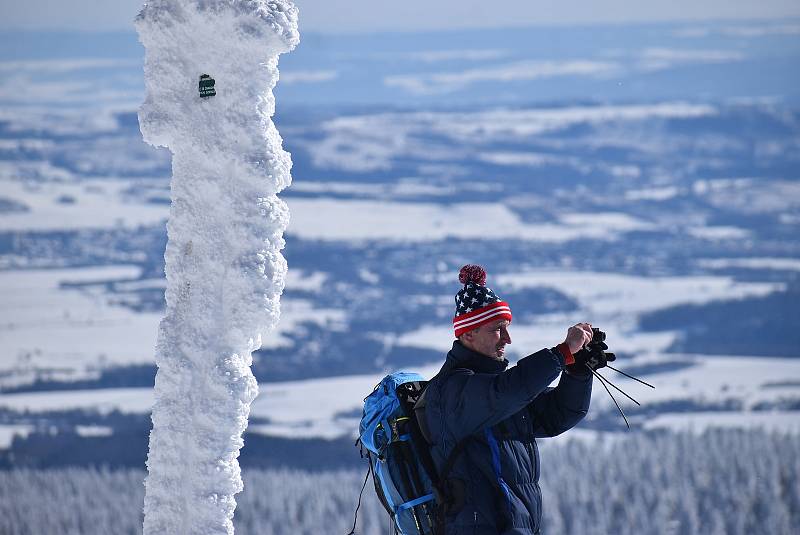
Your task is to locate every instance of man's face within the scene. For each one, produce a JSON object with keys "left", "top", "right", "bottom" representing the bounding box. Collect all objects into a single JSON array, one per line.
[{"left": 463, "top": 319, "right": 512, "bottom": 360}]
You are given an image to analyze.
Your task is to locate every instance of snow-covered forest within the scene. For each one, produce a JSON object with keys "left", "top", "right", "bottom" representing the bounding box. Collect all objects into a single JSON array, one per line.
[{"left": 2, "top": 429, "right": 798, "bottom": 535}]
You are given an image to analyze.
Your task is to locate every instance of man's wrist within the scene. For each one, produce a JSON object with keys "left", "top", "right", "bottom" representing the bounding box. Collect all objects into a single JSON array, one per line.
[{"left": 556, "top": 343, "right": 574, "bottom": 366}]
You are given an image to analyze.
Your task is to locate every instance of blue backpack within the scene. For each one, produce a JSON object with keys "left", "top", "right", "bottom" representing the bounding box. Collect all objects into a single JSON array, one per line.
[
  {"left": 358, "top": 372, "right": 436, "bottom": 534},
  {"left": 350, "top": 372, "right": 468, "bottom": 535}
]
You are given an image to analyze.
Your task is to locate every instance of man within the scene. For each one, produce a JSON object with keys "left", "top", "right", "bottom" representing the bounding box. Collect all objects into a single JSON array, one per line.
[{"left": 421, "top": 265, "right": 600, "bottom": 534}]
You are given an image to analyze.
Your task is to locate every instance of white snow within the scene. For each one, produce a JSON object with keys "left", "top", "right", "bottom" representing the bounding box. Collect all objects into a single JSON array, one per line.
[
  {"left": 402, "top": 269, "right": 785, "bottom": 362},
  {"left": 136, "top": 1, "right": 299, "bottom": 534},
  {"left": 0, "top": 58, "right": 140, "bottom": 74},
  {"left": 324, "top": 103, "right": 716, "bottom": 138},
  {"left": 0, "top": 106, "right": 124, "bottom": 135},
  {"left": 494, "top": 270, "right": 783, "bottom": 316},
  {"left": 477, "top": 151, "right": 558, "bottom": 167},
  {"left": 583, "top": 354, "right": 800, "bottom": 434},
  {"left": 624, "top": 186, "right": 680, "bottom": 201},
  {"left": 692, "top": 178, "right": 800, "bottom": 214},
  {"left": 0, "top": 64, "right": 143, "bottom": 108},
  {"left": 248, "top": 352, "right": 800, "bottom": 438},
  {"left": 697, "top": 257, "right": 800, "bottom": 271},
  {"left": 687, "top": 225, "right": 751, "bottom": 240},
  {"left": 385, "top": 59, "right": 618, "bottom": 95},
  {"left": 0, "top": 388, "right": 153, "bottom": 414},
  {"left": 672, "top": 23, "right": 800, "bottom": 38},
  {"left": 634, "top": 47, "right": 746, "bottom": 72},
  {"left": 75, "top": 425, "right": 114, "bottom": 437},
  {"left": 260, "top": 298, "right": 347, "bottom": 350},
  {"left": 0, "top": 266, "right": 341, "bottom": 389},
  {"left": 285, "top": 199, "right": 653, "bottom": 242},
  {"left": 288, "top": 179, "right": 484, "bottom": 198},
  {"left": 4, "top": 262, "right": 790, "bottom": 447},
  {"left": 307, "top": 103, "right": 716, "bottom": 172},
  {"left": 0, "top": 266, "right": 160, "bottom": 388},
  {"left": 719, "top": 23, "right": 800, "bottom": 37},
  {"left": 0, "top": 424, "right": 34, "bottom": 449},
  {"left": 623, "top": 354, "right": 800, "bottom": 408},
  {"left": 402, "top": 269, "right": 785, "bottom": 369},
  {"left": 643, "top": 411, "right": 800, "bottom": 433},
  {"left": 403, "top": 49, "right": 510, "bottom": 63},
  {"left": 249, "top": 373, "right": 391, "bottom": 439},
  {"left": 1, "top": 353, "right": 798, "bottom": 440},
  {"left": 280, "top": 70, "right": 337, "bottom": 84},
  {"left": 0, "top": 388, "right": 154, "bottom": 414},
  {"left": 283, "top": 269, "right": 329, "bottom": 292},
  {"left": 0, "top": 178, "right": 169, "bottom": 231}
]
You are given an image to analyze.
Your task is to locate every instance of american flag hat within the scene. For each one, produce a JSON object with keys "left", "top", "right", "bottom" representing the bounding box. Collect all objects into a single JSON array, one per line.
[{"left": 453, "top": 264, "right": 512, "bottom": 337}]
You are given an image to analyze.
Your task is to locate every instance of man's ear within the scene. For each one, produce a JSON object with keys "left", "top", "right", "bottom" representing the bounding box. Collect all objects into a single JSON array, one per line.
[{"left": 461, "top": 329, "right": 475, "bottom": 344}]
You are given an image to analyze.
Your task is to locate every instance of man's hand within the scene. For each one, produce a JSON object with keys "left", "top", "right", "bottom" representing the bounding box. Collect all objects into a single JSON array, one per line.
[
  {"left": 563, "top": 323, "right": 593, "bottom": 355},
  {"left": 563, "top": 325, "right": 617, "bottom": 376},
  {"left": 573, "top": 341, "right": 616, "bottom": 371}
]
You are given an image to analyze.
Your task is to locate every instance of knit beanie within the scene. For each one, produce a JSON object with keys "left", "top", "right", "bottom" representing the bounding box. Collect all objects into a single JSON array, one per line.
[{"left": 453, "top": 264, "right": 512, "bottom": 337}]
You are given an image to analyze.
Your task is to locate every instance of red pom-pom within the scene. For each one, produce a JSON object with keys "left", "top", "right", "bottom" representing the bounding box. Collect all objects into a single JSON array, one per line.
[{"left": 459, "top": 264, "right": 487, "bottom": 286}]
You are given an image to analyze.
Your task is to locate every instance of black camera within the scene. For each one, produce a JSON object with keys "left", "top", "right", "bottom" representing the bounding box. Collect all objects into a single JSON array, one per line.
[
  {"left": 576, "top": 327, "right": 615, "bottom": 369},
  {"left": 588, "top": 327, "right": 606, "bottom": 348}
]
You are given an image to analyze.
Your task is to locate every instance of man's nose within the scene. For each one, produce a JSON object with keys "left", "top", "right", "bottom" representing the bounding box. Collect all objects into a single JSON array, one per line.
[{"left": 502, "top": 328, "right": 511, "bottom": 344}]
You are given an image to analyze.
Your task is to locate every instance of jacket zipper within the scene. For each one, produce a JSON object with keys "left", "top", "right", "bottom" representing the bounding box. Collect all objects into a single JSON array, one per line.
[
  {"left": 523, "top": 412, "right": 540, "bottom": 530},
  {"left": 522, "top": 412, "right": 536, "bottom": 480}
]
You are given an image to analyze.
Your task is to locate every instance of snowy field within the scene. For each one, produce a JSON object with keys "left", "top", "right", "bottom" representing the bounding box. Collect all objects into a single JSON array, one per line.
[
  {"left": 1, "top": 351, "right": 799, "bottom": 442},
  {"left": 0, "top": 266, "right": 341, "bottom": 388},
  {"left": 2, "top": 255, "right": 797, "bottom": 445}
]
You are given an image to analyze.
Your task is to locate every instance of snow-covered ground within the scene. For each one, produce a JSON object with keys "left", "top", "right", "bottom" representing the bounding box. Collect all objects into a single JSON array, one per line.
[
  {"left": 0, "top": 266, "right": 160, "bottom": 385},
  {"left": 0, "top": 175, "right": 744, "bottom": 243},
  {"left": 1, "top": 353, "right": 798, "bottom": 441},
  {"left": 0, "top": 178, "right": 169, "bottom": 231},
  {"left": 1, "top": 262, "right": 786, "bottom": 384},
  {"left": 0, "top": 266, "right": 337, "bottom": 389},
  {"left": 286, "top": 199, "right": 653, "bottom": 242},
  {"left": 1, "top": 255, "right": 795, "bottom": 448}
]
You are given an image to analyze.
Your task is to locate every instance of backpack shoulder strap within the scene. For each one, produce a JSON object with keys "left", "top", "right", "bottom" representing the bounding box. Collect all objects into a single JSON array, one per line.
[
  {"left": 437, "top": 436, "right": 469, "bottom": 484},
  {"left": 418, "top": 370, "right": 512, "bottom": 531}
]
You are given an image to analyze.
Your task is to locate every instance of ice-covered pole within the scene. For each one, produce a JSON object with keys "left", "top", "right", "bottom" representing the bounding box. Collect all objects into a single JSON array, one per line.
[{"left": 135, "top": 2, "right": 299, "bottom": 533}]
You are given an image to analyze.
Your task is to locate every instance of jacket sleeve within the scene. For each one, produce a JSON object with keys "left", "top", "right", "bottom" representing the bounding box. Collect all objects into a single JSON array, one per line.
[
  {"left": 528, "top": 369, "right": 592, "bottom": 438},
  {"left": 437, "top": 348, "right": 565, "bottom": 442}
]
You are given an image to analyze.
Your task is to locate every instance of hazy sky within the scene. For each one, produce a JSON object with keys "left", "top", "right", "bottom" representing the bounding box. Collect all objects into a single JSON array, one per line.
[{"left": 1, "top": 0, "right": 798, "bottom": 33}]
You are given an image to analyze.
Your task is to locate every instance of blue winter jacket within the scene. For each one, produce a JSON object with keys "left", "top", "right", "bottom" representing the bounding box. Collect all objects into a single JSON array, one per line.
[{"left": 423, "top": 341, "right": 592, "bottom": 534}]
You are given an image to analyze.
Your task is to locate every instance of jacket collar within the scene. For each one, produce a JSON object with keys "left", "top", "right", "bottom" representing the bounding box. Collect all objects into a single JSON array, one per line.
[{"left": 441, "top": 340, "right": 509, "bottom": 375}]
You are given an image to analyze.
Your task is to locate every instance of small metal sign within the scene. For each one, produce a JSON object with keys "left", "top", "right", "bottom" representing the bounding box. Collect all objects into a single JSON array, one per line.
[{"left": 199, "top": 74, "right": 216, "bottom": 98}]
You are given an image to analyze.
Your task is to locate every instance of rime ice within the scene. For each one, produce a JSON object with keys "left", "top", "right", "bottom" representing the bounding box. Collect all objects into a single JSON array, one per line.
[{"left": 135, "top": 2, "right": 299, "bottom": 534}]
